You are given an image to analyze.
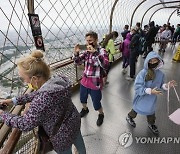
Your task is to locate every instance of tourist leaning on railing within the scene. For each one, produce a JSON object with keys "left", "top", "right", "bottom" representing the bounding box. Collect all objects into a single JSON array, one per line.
[{"left": 0, "top": 50, "right": 86, "bottom": 154}]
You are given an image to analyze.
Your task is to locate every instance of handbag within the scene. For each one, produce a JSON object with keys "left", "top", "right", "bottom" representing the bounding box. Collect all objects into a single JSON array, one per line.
[
  {"left": 38, "top": 126, "right": 53, "bottom": 154},
  {"left": 38, "top": 114, "right": 65, "bottom": 154},
  {"left": 167, "top": 85, "right": 180, "bottom": 125}
]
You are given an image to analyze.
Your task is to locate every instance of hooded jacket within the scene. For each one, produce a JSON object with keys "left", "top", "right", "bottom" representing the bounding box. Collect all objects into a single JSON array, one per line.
[
  {"left": 1, "top": 75, "right": 81, "bottom": 152},
  {"left": 120, "top": 33, "right": 131, "bottom": 57},
  {"left": 132, "top": 52, "right": 165, "bottom": 115}
]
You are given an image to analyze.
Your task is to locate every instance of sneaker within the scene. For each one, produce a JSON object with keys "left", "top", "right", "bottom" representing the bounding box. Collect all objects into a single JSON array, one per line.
[
  {"left": 96, "top": 114, "right": 104, "bottom": 126},
  {"left": 148, "top": 124, "right": 159, "bottom": 134},
  {"left": 80, "top": 108, "right": 89, "bottom": 117},
  {"left": 126, "top": 116, "right": 136, "bottom": 127},
  {"left": 126, "top": 76, "right": 135, "bottom": 81}
]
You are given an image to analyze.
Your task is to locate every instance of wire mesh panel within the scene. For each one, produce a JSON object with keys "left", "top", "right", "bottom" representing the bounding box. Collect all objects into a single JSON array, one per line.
[
  {"left": 0, "top": 0, "right": 34, "bottom": 98},
  {"left": 13, "top": 129, "right": 38, "bottom": 154},
  {"left": 34, "top": 0, "right": 114, "bottom": 64},
  {"left": 53, "top": 62, "right": 80, "bottom": 85},
  {"left": 112, "top": 0, "right": 142, "bottom": 35}
]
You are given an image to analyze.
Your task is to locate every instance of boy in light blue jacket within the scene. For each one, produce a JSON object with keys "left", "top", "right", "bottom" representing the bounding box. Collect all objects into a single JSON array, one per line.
[{"left": 126, "top": 51, "right": 176, "bottom": 135}]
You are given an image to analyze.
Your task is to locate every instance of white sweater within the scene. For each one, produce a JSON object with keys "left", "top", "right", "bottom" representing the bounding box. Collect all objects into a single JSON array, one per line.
[{"left": 160, "top": 30, "right": 172, "bottom": 40}]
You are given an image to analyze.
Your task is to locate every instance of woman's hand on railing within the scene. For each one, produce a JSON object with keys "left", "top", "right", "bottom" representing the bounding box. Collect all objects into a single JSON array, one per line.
[{"left": 0, "top": 99, "right": 12, "bottom": 107}]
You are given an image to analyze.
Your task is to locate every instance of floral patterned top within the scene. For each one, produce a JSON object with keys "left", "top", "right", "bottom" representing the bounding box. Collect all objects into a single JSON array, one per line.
[{"left": 0, "top": 75, "right": 81, "bottom": 152}]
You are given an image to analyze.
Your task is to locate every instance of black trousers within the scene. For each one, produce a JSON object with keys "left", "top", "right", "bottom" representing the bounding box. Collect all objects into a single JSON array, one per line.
[
  {"left": 129, "top": 51, "right": 138, "bottom": 78},
  {"left": 144, "top": 40, "right": 154, "bottom": 56},
  {"left": 128, "top": 109, "right": 156, "bottom": 125}
]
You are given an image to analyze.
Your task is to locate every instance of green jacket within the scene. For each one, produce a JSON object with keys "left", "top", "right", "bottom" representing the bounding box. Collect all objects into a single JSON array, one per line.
[{"left": 105, "top": 39, "right": 116, "bottom": 62}]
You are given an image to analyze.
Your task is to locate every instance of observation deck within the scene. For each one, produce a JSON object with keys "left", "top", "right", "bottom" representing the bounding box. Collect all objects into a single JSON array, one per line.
[{"left": 0, "top": 0, "right": 180, "bottom": 153}]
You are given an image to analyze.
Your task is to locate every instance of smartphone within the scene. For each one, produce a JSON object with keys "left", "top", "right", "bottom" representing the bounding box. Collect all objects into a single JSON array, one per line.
[{"left": 79, "top": 45, "right": 87, "bottom": 50}]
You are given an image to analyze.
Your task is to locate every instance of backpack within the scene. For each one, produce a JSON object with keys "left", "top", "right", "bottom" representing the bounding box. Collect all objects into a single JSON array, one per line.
[
  {"left": 138, "top": 36, "right": 146, "bottom": 55},
  {"left": 100, "top": 67, "right": 107, "bottom": 78},
  {"left": 96, "top": 48, "right": 108, "bottom": 78}
]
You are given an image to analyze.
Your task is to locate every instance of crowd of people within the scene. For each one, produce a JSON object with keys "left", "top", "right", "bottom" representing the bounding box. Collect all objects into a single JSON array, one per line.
[{"left": 0, "top": 21, "right": 179, "bottom": 153}]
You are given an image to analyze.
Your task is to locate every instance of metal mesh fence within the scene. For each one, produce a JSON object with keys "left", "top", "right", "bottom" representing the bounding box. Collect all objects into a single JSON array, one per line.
[
  {"left": 1, "top": 0, "right": 180, "bottom": 98},
  {"left": 34, "top": 0, "right": 113, "bottom": 64},
  {"left": 13, "top": 129, "right": 38, "bottom": 154}
]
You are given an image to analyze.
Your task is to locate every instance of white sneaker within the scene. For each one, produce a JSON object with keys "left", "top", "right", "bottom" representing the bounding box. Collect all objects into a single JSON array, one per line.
[{"left": 122, "top": 68, "right": 127, "bottom": 74}]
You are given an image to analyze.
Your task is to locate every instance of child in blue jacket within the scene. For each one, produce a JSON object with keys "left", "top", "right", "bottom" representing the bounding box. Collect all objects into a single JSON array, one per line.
[{"left": 126, "top": 51, "right": 176, "bottom": 135}]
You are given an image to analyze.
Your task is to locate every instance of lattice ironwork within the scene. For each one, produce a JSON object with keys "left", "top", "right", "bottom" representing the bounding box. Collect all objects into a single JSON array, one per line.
[
  {"left": 0, "top": 0, "right": 33, "bottom": 99},
  {"left": 13, "top": 129, "right": 38, "bottom": 154},
  {"left": 34, "top": 0, "right": 113, "bottom": 64}
]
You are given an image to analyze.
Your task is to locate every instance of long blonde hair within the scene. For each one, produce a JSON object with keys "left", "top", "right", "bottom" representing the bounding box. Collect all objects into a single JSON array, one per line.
[{"left": 17, "top": 50, "right": 50, "bottom": 80}]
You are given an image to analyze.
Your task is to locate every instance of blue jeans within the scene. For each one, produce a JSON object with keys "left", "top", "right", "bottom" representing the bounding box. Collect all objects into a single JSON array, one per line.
[
  {"left": 80, "top": 84, "right": 102, "bottom": 110},
  {"left": 57, "top": 131, "right": 86, "bottom": 154},
  {"left": 122, "top": 55, "right": 129, "bottom": 68}
]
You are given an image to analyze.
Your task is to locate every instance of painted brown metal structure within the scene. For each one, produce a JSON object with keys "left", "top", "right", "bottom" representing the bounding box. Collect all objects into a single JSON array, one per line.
[
  {"left": 167, "top": 8, "right": 180, "bottom": 23},
  {"left": 141, "top": 0, "right": 180, "bottom": 26},
  {"left": 109, "top": 0, "right": 119, "bottom": 33},
  {"left": 129, "top": 0, "right": 147, "bottom": 28},
  {"left": 149, "top": 6, "right": 180, "bottom": 23}
]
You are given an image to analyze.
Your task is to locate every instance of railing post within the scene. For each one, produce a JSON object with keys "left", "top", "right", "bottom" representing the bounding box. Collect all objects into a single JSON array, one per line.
[
  {"left": 167, "top": 8, "right": 179, "bottom": 23},
  {"left": 27, "top": 0, "right": 34, "bottom": 14},
  {"left": 109, "top": 0, "right": 119, "bottom": 33},
  {"left": 149, "top": 7, "right": 180, "bottom": 23},
  {"left": 141, "top": 1, "right": 180, "bottom": 26},
  {"left": 130, "top": 0, "right": 147, "bottom": 28}
]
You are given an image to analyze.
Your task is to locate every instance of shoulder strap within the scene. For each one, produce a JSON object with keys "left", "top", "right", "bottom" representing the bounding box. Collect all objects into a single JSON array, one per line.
[{"left": 96, "top": 48, "right": 106, "bottom": 70}]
